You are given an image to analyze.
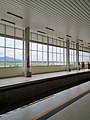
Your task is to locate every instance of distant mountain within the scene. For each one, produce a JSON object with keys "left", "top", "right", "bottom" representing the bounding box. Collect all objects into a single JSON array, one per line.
[
  {"left": 0, "top": 57, "right": 4, "bottom": 62},
  {"left": 0, "top": 56, "right": 22, "bottom": 62}
]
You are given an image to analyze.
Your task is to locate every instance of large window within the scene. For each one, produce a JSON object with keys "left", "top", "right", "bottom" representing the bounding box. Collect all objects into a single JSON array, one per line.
[
  {"left": 29, "top": 41, "right": 66, "bottom": 66},
  {"left": 70, "top": 49, "right": 76, "bottom": 65},
  {"left": 49, "top": 46, "right": 65, "bottom": 65},
  {"left": 0, "top": 37, "right": 23, "bottom": 67},
  {"left": 30, "top": 42, "right": 47, "bottom": 66},
  {"left": 79, "top": 51, "right": 83, "bottom": 62},
  {"left": 83, "top": 52, "right": 90, "bottom": 64},
  {"left": 15, "top": 40, "right": 23, "bottom": 66},
  {"left": 79, "top": 51, "right": 90, "bottom": 64}
]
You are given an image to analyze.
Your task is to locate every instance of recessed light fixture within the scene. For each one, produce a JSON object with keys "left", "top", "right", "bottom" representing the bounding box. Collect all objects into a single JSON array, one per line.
[
  {"left": 7, "top": 12, "right": 23, "bottom": 19},
  {"left": 1, "top": 19, "right": 15, "bottom": 25},
  {"left": 79, "top": 39, "right": 83, "bottom": 42},
  {"left": 71, "top": 41, "right": 75, "bottom": 43},
  {"left": 37, "top": 30, "right": 46, "bottom": 34},
  {"left": 66, "top": 35, "right": 72, "bottom": 38},
  {"left": 58, "top": 37, "right": 63, "bottom": 39},
  {"left": 45, "top": 27, "right": 54, "bottom": 31},
  {"left": 81, "top": 43, "right": 83, "bottom": 46}
]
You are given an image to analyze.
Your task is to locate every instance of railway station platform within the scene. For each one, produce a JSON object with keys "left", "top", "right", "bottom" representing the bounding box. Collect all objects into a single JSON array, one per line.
[
  {"left": 0, "top": 69, "right": 90, "bottom": 115},
  {"left": 0, "top": 81, "right": 90, "bottom": 120}
]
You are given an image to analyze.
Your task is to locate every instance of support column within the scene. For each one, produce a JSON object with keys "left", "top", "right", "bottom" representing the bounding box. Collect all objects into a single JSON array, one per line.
[
  {"left": 76, "top": 39, "right": 80, "bottom": 70},
  {"left": 47, "top": 37, "right": 49, "bottom": 66},
  {"left": 24, "top": 27, "right": 32, "bottom": 77},
  {"left": 66, "top": 37, "right": 70, "bottom": 71}
]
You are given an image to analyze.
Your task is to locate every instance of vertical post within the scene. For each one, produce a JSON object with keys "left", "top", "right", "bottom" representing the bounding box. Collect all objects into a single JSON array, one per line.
[
  {"left": 66, "top": 37, "right": 70, "bottom": 71},
  {"left": 47, "top": 31, "right": 49, "bottom": 66},
  {"left": 47, "top": 37, "right": 49, "bottom": 66},
  {"left": 23, "top": 30, "right": 24, "bottom": 67},
  {"left": 24, "top": 27, "right": 32, "bottom": 77},
  {"left": 76, "top": 39, "right": 79, "bottom": 69},
  {"left": 63, "top": 40, "right": 65, "bottom": 65}
]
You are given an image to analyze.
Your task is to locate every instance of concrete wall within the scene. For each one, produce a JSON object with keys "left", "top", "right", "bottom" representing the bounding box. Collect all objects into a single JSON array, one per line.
[
  {"left": 31, "top": 65, "right": 66, "bottom": 74},
  {"left": 0, "top": 67, "right": 23, "bottom": 78},
  {"left": 0, "top": 64, "right": 88, "bottom": 78},
  {"left": 0, "top": 65, "right": 66, "bottom": 78}
]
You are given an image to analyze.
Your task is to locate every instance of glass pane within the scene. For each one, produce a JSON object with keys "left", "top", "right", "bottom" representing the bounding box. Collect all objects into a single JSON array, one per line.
[
  {"left": 57, "top": 54, "right": 60, "bottom": 61},
  {"left": 49, "top": 53, "right": 53, "bottom": 65},
  {"left": 84, "top": 57, "right": 86, "bottom": 62},
  {"left": 60, "top": 48, "right": 63, "bottom": 53},
  {"left": 53, "top": 53, "right": 56, "bottom": 61},
  {"left": 73, "top": 56, "right": 75, "bottom": 63},
  {"left": 29, "top": 50, "right": 32, "bottom": 62},
  {"left": 74, "top": 50, "right": 76, "bottom": 56},
  {"left": 32, "top": 42, "right": 37, "bottom": 50},
  {"left": 57, "top": 47, "right": 60, "bottom": 53},
  {"left": 38, "top": 43, "right": 42, "bottom": 51},
  {"left": 53, "top": 46, "right": 56, "bottom": 53},
  {"left": 6, "top": 48, "right": 14, "bottom": 67},
  {"left": 64, "top": 53, "right": 66, "bottom": 63},
  {"left": 38, "top": 52, "right": 42, "bottom": 65},
  {"left": 31, "top": 51, "right": 37, "bottom": 66},
  {"left": 15, "top": 40, "right": 23, "bottom": 49},
  {"left": 6, "top": 38, "right": 14, "bottom": 48},
  {"left": 53, "top": 53, "right": 57, "bottom": 65},
  {"left": 61, "top": 54, "right": 63, "bottom": 62},
  {"left": 64, "top": 48, "right": 66, "bottom": 55},
  {"left": 70, "top": 55, "right": 72, "bottom": 63},
  {"left": 83, "top": 52, "right": 86, "bottom": 57},
  {"left": 49, "top": 46, "right": 52, "bottom": 52},
  {"left": 79, "top": 56, "right": 82, "bottom": 62},
  {"left": 38, "top": 52, "right": 42, "bottom": 61},
  {"left": 70, "top": 49, "right": 72, "bottom": 54},
  {"left": 49, "top": 53, "right": 52, "bottom": 61},
  {"left": 57, "top": 54, "right": 60, "bottom": 65},
  {"left": 0, "top": 48, "right": 4, "bottom": 67},
  {"left": 0, "top": 37, "right": 4, "bottom": 46},
  {"left": 79, "top": 51, "right": 82, "bottom": 56},
  {"left": 43, "top": 45, "right": 47, "bottom": 52},
  {"left": 29, "top": 42, "right": 32, "bottom": 50},
  {"left": 43, "top": 52, "right": 47, "bottom": 65},
  {"left": 43, "top": 52, "right": 47, "bottom": 61},
  {"left": 15, "top": 49, "right": 22, "bottom": 66}
]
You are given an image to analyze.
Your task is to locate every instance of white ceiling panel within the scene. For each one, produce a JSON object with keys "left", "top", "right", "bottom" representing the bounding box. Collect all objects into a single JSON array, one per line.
[{"left": 0, "top": 0, "right": 90, "bottom": 43}]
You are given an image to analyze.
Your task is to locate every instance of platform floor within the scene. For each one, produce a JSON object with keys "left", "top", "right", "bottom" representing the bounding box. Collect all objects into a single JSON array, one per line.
[
  {"left": 48, "top": 93, "right": 90, "bottom": 120},
  {"left": 0, "top": 69, "right": 90, "bottom": 88},
  {"left": 0, "top": 81, "right": 90, "bottom": 120}
]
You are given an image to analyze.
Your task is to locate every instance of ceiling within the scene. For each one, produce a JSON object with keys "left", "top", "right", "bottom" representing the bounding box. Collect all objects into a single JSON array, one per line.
[{"left": 0, "top": 0, "right": 90, "bottom": 44}]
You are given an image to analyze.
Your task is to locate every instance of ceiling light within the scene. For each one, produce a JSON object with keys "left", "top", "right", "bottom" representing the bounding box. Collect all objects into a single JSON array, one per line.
[
  {"left": 1, "top": 19, "right": 15, "bottom": 25},
  {"left": 81, "top": 43, "right": 83, "bottom": 46},
  {"left": 7, "top": 12, "right": 23, "bottom": 19},
  {"left": 45, "top": 27, "right": 54, "bottom": 31},
  {"left": 58, "top": 37, "right": 63, "bottom": 39},
  {"left": 37, "top": 30, "right": 46, "bottom": 34},
  {"left": 71, "top": 41, "right": 75, "bottom": 43},
  {"left": 79, "top": 39, "right": 83, "bottom": 42},
  {"left": 66, "top": 35, "right": 72, "bottom": 38}
]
